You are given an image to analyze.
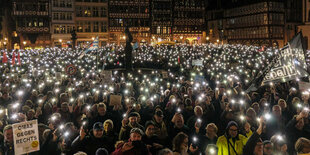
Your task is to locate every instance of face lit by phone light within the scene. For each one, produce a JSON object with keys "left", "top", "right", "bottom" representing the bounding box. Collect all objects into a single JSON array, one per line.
[
  {"left": 61, "top": 103, "right": 69, "bottom": 112},
  {"left": 130, "top": 131, "right": 142, "bottom": 142},
  {"left": 228, "top": 125, "right": 238, "bottom": 138},
  {"left": 93, "top": 129, "right": 103, "bottom": 138}
]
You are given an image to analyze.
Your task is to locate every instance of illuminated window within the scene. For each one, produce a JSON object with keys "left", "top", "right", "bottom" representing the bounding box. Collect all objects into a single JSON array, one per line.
[
  {"left": 85, "top": 22, "right": 91, "bottom": 32},
  {"left": 93, "top": 22, "right": 99, "bottom": 32},
  {"left": 157, "top": 26, "right": 160, "bottom": 34},
  {"left": 84, "top": 7, "right": 91, "bottom": 17}
]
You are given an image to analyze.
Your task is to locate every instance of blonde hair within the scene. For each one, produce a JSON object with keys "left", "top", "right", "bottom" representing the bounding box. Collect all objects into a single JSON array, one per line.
[
  {"left": 278, "top": 99, "right": 287, "bottom": 108},
  {"left": 103, "top": 119, "right": 114, "bottom": 129},
  {"left": 295, "top": 137, "right": 310, "bottom": 154},
  {"left": 206, "top": 123, "right": 218, "bottom": 134}
]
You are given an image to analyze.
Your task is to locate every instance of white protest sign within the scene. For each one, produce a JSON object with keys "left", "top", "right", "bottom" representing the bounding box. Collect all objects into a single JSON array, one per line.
[
  {"left": 192, "top": 59, "right": 203, "bottom": 66},
  {"left": 13, "top": 120, "right": 40, "bottom": 155}
]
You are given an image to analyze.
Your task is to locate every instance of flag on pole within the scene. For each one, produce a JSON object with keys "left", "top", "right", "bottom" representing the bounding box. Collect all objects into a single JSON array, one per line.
[
  {"left": 78, "top": 36, "right": 99, "bottom": 59},
  {"left": 12, "top": 52, "right": 16, "bottom": 66},
  {"left": 17, "top": 52, "right": 21, "bottom": 66},
  {"left": 245, "top": 32, "right": 308, "bottom": 92},
  {"left": 2, "top": 51, "right": 8, "bottom": 63},
  {"left": 133, "top": 42, "right": 139, "bottom": 50}
]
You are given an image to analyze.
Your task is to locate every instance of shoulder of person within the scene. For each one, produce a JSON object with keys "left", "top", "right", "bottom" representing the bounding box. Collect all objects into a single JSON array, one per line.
[
  {"left": 173, "top": 152, "right": 181, "bottom": 155},
  {"left": 238, "top": 134, "right": 248, "bottom": 140},
  {"left": 217, "top": 135, "right": 227, "bottom": 142}
]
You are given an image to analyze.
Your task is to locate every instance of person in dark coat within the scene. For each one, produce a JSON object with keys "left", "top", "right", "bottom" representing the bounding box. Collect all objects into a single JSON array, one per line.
[
  {"left": 168, "top": 113, "right": 190, "bottom": 142},
  {"left": 71, "top": 122, "right": 110, "bottom": 155},
  {"left": 285, "top": 109, "right": 310, "bottom": 154},
  {"left": 112, "top": 128, "right": 151, "bottom": 155},
  {"left": 103, "top": 119, "right": 118, "bottom": 153},
  {"left": 142, "top": 121, "right": 164, "bottom": 155},
  {"left": 89, "top": 103, "right": 112, "bottom": 130},
  {"left": 119, "top": 112, "right": 144, "bottom": 141},
  {"left": 243, "top": 116, "right": 264, "bottom": 155},
  {"left": 0, "top": 125, "right": 14, "bottom": 155}
]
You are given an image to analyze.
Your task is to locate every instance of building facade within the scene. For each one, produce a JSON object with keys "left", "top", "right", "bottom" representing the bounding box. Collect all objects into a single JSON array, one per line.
[
  {"left": 0, "top": 0, "right": 14, "bottom": 49},
  {"left": 224, "top": 1, "right": 285, "bottom": 47},
  {"left": 151, "top": 0, "right": 173, "bottom": 43},
  {"left": 109, "top": 0, "right": 151, "bottom": 45},
  {"left": 298, "top": 0, "right": 310, "bottom": 49},
  {"left": 285, "top": 0, "right": 303, "bottom": 44},
  {"left": 173, "top": 0, "right": 206, "bottom": 44},
  {"left": 75, "top": 0, "right": 108, "bottom": 47},
  {"left": 12, "top": 0, "right": 51, "bottom": 48},
  {"left": 205, "top": 0, "right": 224, "bottom": 44},
  {"left": 51, "top": 0, "right": 75, "bottom": 48}
]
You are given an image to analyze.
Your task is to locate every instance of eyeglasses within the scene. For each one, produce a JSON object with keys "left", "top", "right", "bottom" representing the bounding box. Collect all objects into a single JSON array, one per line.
[
  {"left": 264, "top": 147, "right": 272, "bottom": 150},
  {"left": 229, "top": 129, "right": 238, "bottom": 132}
]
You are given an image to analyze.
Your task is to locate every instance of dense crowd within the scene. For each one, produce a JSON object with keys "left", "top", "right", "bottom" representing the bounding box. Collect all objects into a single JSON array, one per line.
[{"left": 0, "top": 44, "right": 309, "bottom": 155}]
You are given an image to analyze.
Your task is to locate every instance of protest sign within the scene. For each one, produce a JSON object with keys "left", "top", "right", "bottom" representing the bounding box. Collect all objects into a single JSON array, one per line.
[
  {"left": 192, "top": 59, "right": 203, "bottom": 66},
  {"left": 13, "top": 120, "right": 40, "bottom": 155},
  {"left": 109, "top": 95, "right": 122, "bottom": 106},
  {"left": 65, "top": 64, "right": 77, "bottom": 76}
]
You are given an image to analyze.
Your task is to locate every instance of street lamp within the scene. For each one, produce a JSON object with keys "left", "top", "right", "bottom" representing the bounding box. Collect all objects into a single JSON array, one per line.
[
  {"left": 59, "top": 39, "right": 62, "bottom": 43},
  {"left": 92, "top": 37, "right": 95, "bottom": 40},
  {"left": 122, "top": 36, "right": 126, "bottom": 40},
  {"left": 206, "top": 37, "right": 209, "bottom": 41},
  {"left": 216, "top": 39, "right": 219, "bottom": 43}
]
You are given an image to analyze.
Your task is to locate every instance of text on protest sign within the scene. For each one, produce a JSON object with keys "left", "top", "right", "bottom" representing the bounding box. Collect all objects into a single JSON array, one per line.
[
  {"left": 263, "top": 47, "right": 307, "bottom": 84},
  {"left": 13, "top": 120, "right": 40, "bottom": 155},
  {"left": 192, "top": 59, "right": 203, "bottom": 66}
]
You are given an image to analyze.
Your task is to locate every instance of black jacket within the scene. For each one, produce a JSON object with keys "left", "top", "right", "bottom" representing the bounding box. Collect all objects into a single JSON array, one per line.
[
  {"left": 71, "top": 130, "right": 109, "bottom": 155},
  {"left": 243, "top": 131, "right": 260, "bottom": 155}
]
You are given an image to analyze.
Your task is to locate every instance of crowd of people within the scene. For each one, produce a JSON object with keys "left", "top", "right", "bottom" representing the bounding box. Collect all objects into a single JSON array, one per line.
[{"left": 0, "top": 44, "right": 309, "bottom": 155}]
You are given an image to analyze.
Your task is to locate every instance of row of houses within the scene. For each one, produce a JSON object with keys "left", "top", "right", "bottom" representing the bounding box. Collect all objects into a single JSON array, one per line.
[{"left": 0, "top": 0, "right": 310, "bottom": 49}]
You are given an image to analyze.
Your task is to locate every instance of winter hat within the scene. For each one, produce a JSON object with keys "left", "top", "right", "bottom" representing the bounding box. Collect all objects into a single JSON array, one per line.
[
  {"left": 96, "top": 148, "right": 109, "bottom": 155},
  {"left": 226, "top": 121, "right": 239, "bottom": 130}
]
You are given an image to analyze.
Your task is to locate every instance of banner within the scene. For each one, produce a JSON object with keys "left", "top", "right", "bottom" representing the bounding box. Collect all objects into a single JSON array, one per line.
[
  {"left": 262, "top": 32, "right": 308, "bottom": 84},
  {"left": 13, "top": 120, "right": 40, "bottom": 155},
  {"left": 192, "top": 59, "right": 203, "bottom": 66},
  {"left": 245, "top": 32, "right": 308, "bottom": 92}
]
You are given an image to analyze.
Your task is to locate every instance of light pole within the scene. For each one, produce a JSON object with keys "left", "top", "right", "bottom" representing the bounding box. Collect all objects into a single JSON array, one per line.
[
  {"left": 23, "top": 41, "right": 26, "bottom": 49},
  {"left": 3, "top": 41, "right": 7, "bottom": 49},
  {"left": 59, "top": 39, "right": 62, "bottom": 48}
]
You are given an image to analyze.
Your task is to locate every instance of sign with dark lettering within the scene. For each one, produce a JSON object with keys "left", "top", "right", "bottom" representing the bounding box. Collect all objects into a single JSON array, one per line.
[{"left": 13, "top": 120, "right": 40, "bottom": 155}]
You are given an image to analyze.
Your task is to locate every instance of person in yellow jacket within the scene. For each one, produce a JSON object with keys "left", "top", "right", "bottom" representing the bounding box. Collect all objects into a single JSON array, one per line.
[{"left": 216, "top": 121, "right": 248, "bottom": 155}]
